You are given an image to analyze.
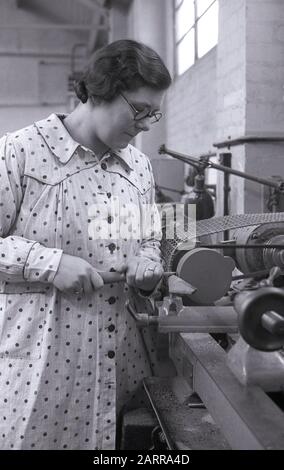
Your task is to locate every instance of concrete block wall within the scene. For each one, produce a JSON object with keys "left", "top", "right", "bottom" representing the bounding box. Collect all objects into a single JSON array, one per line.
[
  {"left": 216, "top": 0, "right": 246, "bottom": 141},
  {"left": 165, "top": 8, "right": 220, "bottom": 208},
  {"left": 114, "top": 0, "right": 185, "bottom": 200},
  {"left": 242, "top": 1, "right": 284, "bottom": 212},
  {"left": 217, "top": 0, "right": 284, "bottom": 215},
  {"left": 0, "top": 0, "right": 88, "bottom": 135},
  {"left": 165, "top": 0, "right": 284, "bottom": 215},
  {"left": 166, "top": 47, "right": 217, "bottom": 156},
  {"left": 215, "top": 0, "right": 247, "bottom": 215},
  {"left": 244, "top": 144, "right": 284, "bottom": 212},
  {"left": 2, "top": 0, "right": 284, "bottom": 212},
  {"left": 246, "top": 0, "right": 284, "bottom": 136},
  {"left": 126, "top": 0, "right": 171, "bottom": 159}
]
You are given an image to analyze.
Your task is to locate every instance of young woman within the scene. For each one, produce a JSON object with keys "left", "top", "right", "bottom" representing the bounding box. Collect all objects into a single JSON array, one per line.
[{"left": 0, "top": 39, "right": 171, "bottom": 449}]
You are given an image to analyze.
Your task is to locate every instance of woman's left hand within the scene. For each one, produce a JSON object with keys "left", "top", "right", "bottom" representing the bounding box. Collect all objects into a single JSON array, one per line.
[{"left": 116, "top": 257, "right": 163, "bottom": 292}]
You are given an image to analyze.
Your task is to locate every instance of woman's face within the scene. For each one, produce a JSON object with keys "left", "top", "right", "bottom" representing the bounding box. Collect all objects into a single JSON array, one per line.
[{"left": 89, "top": 86, "right": 165, "bottom": 150}]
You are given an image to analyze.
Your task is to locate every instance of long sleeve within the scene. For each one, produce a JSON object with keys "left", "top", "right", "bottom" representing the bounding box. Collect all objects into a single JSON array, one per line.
[
  {"left": 136, "top": 158, "right": 163, "bottom": 298},
  {"left": 0, "top": 135, "right": 63, "bottom": 283},
  {"left": 138, "top": 159, "right": 163, "bottom": 266}
]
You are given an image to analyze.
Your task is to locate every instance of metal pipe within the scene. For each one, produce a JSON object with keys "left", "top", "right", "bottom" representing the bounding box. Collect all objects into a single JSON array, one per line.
[
  {"left": 159, "top": 145, "right": 284, "bottom": 191},
  {"left": 261, "top": 311, "right": 284, "bottom": 335},
  {"left": 99, "top": 271, "right": 175, "bottom": 284},
  {"left": 156, "top": 185, "right": 183, "bottom": 195},
  {"left": 143, "top": 379, "right": 177, "bottom": 450},
  {"left": 198, "top": 244, "right": 284, "bottom": 249},
  {"left": 220, "top": 152, "right": 232, "bottom": 240},
  {"left": 219, "top": 153, "right": 231, "bottom": 217},
  {"left": 232, "top": 270, "right": 270, "bottom": 281},
  {"left": 0, "top": 51, "right": 86, "bottom": 59},
  {"left": 0, "top": 23, "right": 94, "bottom": 31},
  {"left": 125, "top": 301, "right": 158, "bottom": 327},
  {"left": 213, "top": 135, "right": 284, "bottom": 149}
]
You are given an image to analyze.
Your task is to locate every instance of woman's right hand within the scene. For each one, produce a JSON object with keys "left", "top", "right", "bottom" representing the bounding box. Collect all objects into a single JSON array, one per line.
[{"left": 52, "top": 253, "right": 104, "bottom": 294}]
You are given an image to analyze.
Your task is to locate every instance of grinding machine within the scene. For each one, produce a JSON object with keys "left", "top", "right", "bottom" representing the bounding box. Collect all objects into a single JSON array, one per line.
[
  {"left": 123, "top": 212, "right": 284, "bottom": 450},
  {"left": 98, "top": 205, "right": 284, "bottom": 448}
]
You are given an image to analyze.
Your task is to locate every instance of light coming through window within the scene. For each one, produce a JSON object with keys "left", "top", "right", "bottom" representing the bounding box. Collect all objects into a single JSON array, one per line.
[{"left": 175, "top": 0, "right": 219, "bottom": 75}]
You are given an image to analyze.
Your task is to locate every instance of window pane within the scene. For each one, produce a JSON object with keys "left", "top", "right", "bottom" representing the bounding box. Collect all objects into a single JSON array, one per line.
[
  {"left": 197, "top": 0, "right": 216, "bottom": 17},
  {"left": 175, "top": 0, "right": 195, "bottom": 42},
  {"left": 177, "top": 29, "right": 195, "bottom": 75},
  {"left": 197, "top": 1, "right": 218, "bottom": 58}
]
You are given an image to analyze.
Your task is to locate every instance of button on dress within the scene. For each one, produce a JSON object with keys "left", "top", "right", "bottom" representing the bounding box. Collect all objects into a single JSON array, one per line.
[{"left": 0, "top": 113, "right": 162, "bottom": 449}]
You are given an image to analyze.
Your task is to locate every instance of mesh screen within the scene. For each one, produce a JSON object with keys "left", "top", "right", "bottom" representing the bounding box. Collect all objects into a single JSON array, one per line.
[{"left": 161, "top": 212, "right": 284, "bottom": 270}]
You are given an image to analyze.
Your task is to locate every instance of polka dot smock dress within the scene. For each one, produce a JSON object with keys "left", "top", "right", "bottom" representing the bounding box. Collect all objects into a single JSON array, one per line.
[{"left": 0, "top": 113, "right": 162, "bottom": 449}]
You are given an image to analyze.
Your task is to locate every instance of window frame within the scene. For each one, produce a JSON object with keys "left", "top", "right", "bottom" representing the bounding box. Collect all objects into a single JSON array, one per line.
[{"left": 174, "top": 0, "right": 218, "bottom": 76}]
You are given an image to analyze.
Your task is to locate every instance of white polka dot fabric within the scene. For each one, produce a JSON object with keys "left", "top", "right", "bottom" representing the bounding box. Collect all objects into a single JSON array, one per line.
[{"left": 0, "top": 114, "right": 162, "bottom": 449}]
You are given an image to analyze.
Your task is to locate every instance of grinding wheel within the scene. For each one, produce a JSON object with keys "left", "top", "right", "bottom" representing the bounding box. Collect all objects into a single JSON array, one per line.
[
  {"left": 176, "top": 248, "right": 235, "bottom": 304},
  {"left": 234, "top": 287, "right": 284, "bottom": 351}
]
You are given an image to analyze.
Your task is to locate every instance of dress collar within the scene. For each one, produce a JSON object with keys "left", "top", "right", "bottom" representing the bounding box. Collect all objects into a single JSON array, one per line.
[{"left": 34, "top": 113, "right": 134, "bottom": 170}]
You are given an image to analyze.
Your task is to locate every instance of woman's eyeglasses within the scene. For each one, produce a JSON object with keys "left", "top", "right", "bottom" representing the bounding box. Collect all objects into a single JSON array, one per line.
[{"left": 120, "top": 92, "right": 162, "bottom": 124}]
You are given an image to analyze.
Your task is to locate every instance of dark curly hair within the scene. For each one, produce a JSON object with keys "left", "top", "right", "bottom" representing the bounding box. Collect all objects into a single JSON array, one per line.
[{"left": 74, "top": 39, "right": 172, "bottom": 104}]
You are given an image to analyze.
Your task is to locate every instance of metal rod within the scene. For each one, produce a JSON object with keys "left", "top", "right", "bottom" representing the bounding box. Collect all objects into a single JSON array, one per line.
[
  {"left": 160, "top": 145, "right": 216, "bottom": 162},
  {"left": 232, "top": 270, "right": 270, "bottom": 280},
  {"left": 220, "top": 152, "right": 232, "bottom": 240},
  {"left": 261, "top": 311, "right": 284, "bottom": 335},
  {"left": 214, "top": 136, "right": 284, "bottom": 149},
  {"left": 0, "top": 51, "right": 86, "bottom": 59},
  {"left": 220, "top": 153, "right": 232, "bottom": 218},
  {"left": 125, "top": 301, "right": 158, "bottom": 327},
  {"left": 159, "top": 145, "right": 284, "bottom": 191},
  {"left": 100, "top": 271, "right": 175, "bottom": 284},
  {"left": 0, "top": 23, "right": 102, "bottom": 31},
  {"left": 143, "top": 379, "right": 177, "bottom": 450},
  {"left": 156, "top": 184, "right": 183, "bottom": 195},
  {"left": 199, "top": 244, "right": 284, "bottom": 249}
]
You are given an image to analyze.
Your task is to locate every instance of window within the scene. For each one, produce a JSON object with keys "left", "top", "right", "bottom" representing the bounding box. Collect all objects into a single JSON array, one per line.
[{"left": 175, "top": 0, "right": 219, "bottom": 75}]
